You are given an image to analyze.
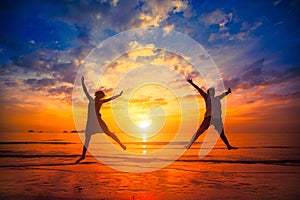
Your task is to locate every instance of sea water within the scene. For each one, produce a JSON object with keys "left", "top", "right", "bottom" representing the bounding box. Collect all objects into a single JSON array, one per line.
[{"left": 0, "top": 132, "right": 299, "bottom": 199}]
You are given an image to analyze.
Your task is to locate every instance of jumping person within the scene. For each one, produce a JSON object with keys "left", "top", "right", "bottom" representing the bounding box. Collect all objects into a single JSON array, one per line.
[
  {"left": 76, "top": 76, "right": 126, "bottom": 163},
  {"left": 185, "top": 78, "right": 238, "bottom": 150}
]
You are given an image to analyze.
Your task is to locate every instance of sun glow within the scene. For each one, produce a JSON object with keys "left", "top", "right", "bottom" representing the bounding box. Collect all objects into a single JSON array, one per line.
[
  {"left": 142, "top": 136, "right": 147, "bottom": 142},
  {"left": 137, "top": 120, "right": 151, "bottom": 128}
]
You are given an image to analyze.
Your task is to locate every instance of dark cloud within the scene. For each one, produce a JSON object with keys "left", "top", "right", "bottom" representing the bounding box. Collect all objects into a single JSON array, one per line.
[
  {"left": 0, "top": 64, "right": 20, "bottom": 75},
  {"left": 51, "top": 62, "right": 77, "bottom": 84},
  {"left": 22, "top": 78, "right": 73, "bottom": 104},
  {"left": 1, "top": 42, "right": 92, "bottom": 88},
  {"left": 3, "top": 77, "right": 22, "bottom": 87},
  {"left": 61, "top": 0, "right": 141, "bottom": 35},
  {"left": 0, "top": 0, "right": 190, "bottom": 99},
  {"left": 47, "top": 85, "right": 73, "bottom": 96},
  {"left": 12, "top": 51, "right": 53, "bottom": 73},
  {"left": 23, "top": 78, "right": 58, "bottom": 91},
  {"left": 59, "top": 0, "right": 189, "bottom": 40},
  {"left": 48, "top": 85, "right": 73, "bottom": 104},
  {"left": 0, "top": 69, "right": 11, "bottom": 76},
  {"left": 224, "top": 58, "right": 300, "bottom": 89}
]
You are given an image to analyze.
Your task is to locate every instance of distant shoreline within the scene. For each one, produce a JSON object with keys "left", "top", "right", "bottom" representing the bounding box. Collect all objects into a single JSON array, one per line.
[{"left": 27, "top": 130, "right": 85, "bottom": 133}]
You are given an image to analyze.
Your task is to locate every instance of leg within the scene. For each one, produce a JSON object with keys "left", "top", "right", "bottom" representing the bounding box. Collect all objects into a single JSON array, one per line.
[
  {"left": 104, "top": 131, "right": 126, "bottom": 150},
  {"left": 186, "top": 117, "right": 211, "bottom": 149},
  {"left": 219, "top": 129, "right": 238, "bottom": 150},
  {"left": 98, "top": 117, "right": 126, "bottom": 150},
  {"left": 212, "top": 118, "right": 238, "bottom": 150},
  {"left": 76, "top": 135, "right": 91, "bottom": 163},
  {"left": 185, "top": 127, "right": 206, "bottom": 149},
  {"left": 99, "top": 119, "right": 126, "bottom": 150}
]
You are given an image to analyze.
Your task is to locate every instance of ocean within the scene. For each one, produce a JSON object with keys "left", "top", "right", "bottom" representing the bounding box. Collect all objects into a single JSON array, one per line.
[{"left": 0, "top": 132, "right": 299, "bottom": 199}]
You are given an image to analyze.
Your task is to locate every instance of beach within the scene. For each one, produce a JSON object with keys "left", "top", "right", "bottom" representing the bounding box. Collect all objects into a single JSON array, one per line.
[{"left": 0, "top": 132, "right": 299, "bottom": 199}]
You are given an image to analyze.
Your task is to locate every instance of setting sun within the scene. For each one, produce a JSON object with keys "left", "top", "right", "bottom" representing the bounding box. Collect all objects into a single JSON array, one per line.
[
  {"left": 137, "top": 120, "right": 151, "bottom": 129},
  {"left": 142, "top": 136, "right": 147, "bottom": 142}
]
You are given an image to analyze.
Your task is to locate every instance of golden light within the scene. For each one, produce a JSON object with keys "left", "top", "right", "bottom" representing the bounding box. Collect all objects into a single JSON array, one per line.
[
  {"left": 142, "top": 136, "right": 147, "bottom": 142},
  {"left": 137, "top": 120, "right": 151, "bottom": 128}
]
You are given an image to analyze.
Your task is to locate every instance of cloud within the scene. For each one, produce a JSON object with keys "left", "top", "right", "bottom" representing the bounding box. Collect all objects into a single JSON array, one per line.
[
  {"left": 207, "top": 19, "right": 263, "bottom": 42},
  {"left": 0, "top": 43, "right": 90, "bottom": 106},
  {"left": 47, "top": 85, "right": 73, "bottom": 96},
  {"left": 199, "top": 9, "right": 233, "bottom": 29},
  {"left": 240, "top": 21, "right": 263, "bottom": 31},
  {"left": 100, "top": 0, "right": 119, "bottom": 7},
  {"left": 22, "top": 77, "right": 74, "bottom": 104},
  {"left": 224, "top": 58, "right": 300, "bottom": 90},
  {"left": 142, "top": 0, "right": 188, "bottom": 21},
  {"left": 199, "top": 7, "right": 263, "bottom": 43},
  {"left": 23, "top": 78, "right": 58, "bottom": 91},
  {"left": 0, "top": 0, "right": 192, "bottom": 90},
  {"left": 208, "top": 33, "right": 218, "bottom": 42},
  {"left": 1, "top": 43, "right": 89, "bottom": 88},
  {"left": 47, "top": 86, "right": 74, "bottom": 104},
  {"left": 3, "top": 77, "right": 22, "bottom": 87},
  {"left": 183, "top": 2, "right": 195, "bottom": 19},
  {"left": 273, "top": 0, "right": 282, "bottom": 6},
  {"left": 129, "top": 96, "right": 168, "bottom": 106},
  {"left": 59, "top": 0, "right": 190, "bottom": 41}
]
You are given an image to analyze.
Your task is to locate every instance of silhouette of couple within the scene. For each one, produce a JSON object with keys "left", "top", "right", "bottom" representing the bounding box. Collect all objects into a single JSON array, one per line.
[{"left": 76, "top": 76, "right": 237, "bottom": 163}]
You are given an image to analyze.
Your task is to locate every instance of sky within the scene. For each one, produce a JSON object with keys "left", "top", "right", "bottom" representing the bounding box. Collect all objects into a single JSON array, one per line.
[{"left": 0, "top": 0, "right": 299, "bottom": 135}]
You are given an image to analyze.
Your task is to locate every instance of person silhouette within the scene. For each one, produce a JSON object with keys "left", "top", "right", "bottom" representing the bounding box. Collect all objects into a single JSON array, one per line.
[
  {"left": 76, "top": 76, "right": 126, "bottom": 163},
  {"left": 185, "top": 78, "right": 238, "bottom": 150}
]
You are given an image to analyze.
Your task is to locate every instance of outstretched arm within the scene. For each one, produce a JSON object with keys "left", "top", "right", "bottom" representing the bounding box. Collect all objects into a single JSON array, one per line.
[
  {"left": 81, "top": 76, "right": 93, "bottom": 101},
  {"left": 101, "top": 91, "right": 123, "bottom": 103},
  {"left": 187, "top": 78, "right": 208, "bottom": 99},
  {"left": 219, "top": 88, "right": 231, "bottom": 99}
]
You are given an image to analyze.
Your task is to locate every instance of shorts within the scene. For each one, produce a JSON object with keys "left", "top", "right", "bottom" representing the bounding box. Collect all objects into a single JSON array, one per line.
[{"left": 200, "top": 116, "right": 224, "bottom": 133}]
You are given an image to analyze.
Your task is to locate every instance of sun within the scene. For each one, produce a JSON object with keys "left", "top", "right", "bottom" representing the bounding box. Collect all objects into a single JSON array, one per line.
[{"left": 137, "top": 120, "right": 151, "bottom": 129}]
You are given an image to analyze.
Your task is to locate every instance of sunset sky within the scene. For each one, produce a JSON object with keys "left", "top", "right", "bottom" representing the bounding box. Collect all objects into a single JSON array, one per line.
[{"left": 0, "top": 0, "right": 299, "bottom": 135}]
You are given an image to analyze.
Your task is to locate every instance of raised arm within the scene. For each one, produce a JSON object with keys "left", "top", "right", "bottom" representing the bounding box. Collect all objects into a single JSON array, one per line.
[
  {"left": 219, "top": 88, "right": 231, "bottom": 99},
  {"left": 101, "top": 91, "right": 123, "bottom": 103},
  {"left": 81, "top": 76, "right": 93, "bottom": 101},
  {"left": 187, "top": 78, "right": 208, "bottom": 99}
]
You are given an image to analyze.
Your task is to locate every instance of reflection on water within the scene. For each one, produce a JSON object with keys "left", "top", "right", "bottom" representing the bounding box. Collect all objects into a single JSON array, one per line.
[{"left": 0, "top": 132, "right": 299, "bottom": 199}]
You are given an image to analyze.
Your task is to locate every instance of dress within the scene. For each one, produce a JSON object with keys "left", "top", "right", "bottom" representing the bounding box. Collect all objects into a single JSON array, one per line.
[{"left": 85, "top": 99, "right": 103, "bottom": 135}]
